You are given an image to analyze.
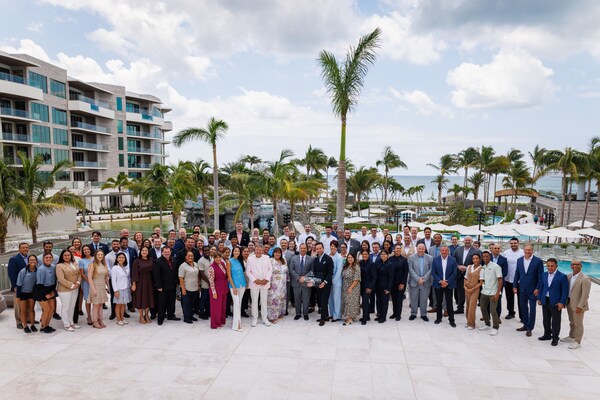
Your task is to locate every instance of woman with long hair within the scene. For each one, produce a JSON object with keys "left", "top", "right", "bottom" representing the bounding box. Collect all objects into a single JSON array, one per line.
[
  {"left": 132, "top": 246, "right": 155, "bottom": 324},
  {"left": 328, "top": 240, "right": 343, "bottom": 322},
  {"left": 240, "top": 246, "right": 251, "bottom": 317},
  {"left": 359, "top": 250, "right": 376, "bottom": 325},
  {"left": 227, "top": 246, "right": 246, "bottom": 331},
  {"left": 78, "top": 245, "right": 94, "bottom": 325},
  {"left": 16, "top": 255, "right": 38, "bottom": 333},
  {"left": 375, "top": 250, "right": 393, "bottom": 323},
  {"left": 267, "top": 247, "right": 288, "bottom": 323},
  {"left": 360, "top": 240, "right": 371, "bottom": 254},
  {"left": 88, "top": 249, "right": 109, "bottom": 329},
  {"left": 56, "top": 249, "right": 82, "bottom": 332},
  {"left": 208, "top": 252, "right": 228, "bottom": 329},
  {"left": 71, "top": 238, "right": 83, "bottom": 259},
  {"left": 341, "top": 253, "right": 361, "bottom": 325},
  {"left": 112, "top": 253, "right": 131, "bottom": 326},
  {"left": 35, "top": 253, "right": 57, "bottom": 333},
  {"left": 178, "top": 250, "right": 199, "bottom": 324},
  {"left": 131, "top": 231, "right": 144, "bottom": 252},
  {"left": 465, "top": 253, "right": 484, "bottom": 330}
]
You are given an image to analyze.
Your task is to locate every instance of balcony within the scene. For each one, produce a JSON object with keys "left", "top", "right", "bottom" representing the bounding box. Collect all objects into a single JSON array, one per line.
[
  {"left": 72, "top": 141, "right": 109, "bottom": 152},
  {"left": 73, "top": 160, "right": 107, "bottom": 169},
  {"left": 0, "top": 73, "right": 43, "bottom": 100},
  {"left": 126, "top": 109, "right": 164, "bottom": 126},
  {"left": 70, "top": 121, "right": 111, "bottom": 135},
  {"left": 162, "top": 121, "right": 173, "bottom": 131},
  {"left": 1, "top": 132, "right": 32, "bottom": 144},
  {"left": 126, "top": 128, "right": 162, "bottom": 140},
  {"left": 69, "top": 94, "right": 115, "bottom": 119},
  {"left": 127, "top": 146, "right": 164, "bottom": 155},
  {"left": 128, "top": 162, "right": 151, "bottom": 169},
  {"left": 0, "top": 107, "right": 36, "bottom": 122}
]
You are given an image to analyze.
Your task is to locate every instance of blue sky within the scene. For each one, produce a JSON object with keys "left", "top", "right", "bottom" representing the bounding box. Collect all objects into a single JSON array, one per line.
[{"left": 2, "top": 0, "right": 599, "bottom": 175}]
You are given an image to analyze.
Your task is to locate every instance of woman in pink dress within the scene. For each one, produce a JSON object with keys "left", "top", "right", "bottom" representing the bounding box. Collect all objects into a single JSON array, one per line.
[{"left": 208, "top": 253, "right": 228, "bottom": 329}]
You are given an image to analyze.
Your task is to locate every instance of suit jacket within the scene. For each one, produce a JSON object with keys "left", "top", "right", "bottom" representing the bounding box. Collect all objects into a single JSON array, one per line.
[
  {"left": 369, "top": 252, "right": 382, "bottom": 272},
  {"left": 283, "top": 249, "right": 295, "bottom": 266},
  {"left": 566, "top": 272, "right": 591, "bottom": 311},
  {"left": 400, "top": 245, "right": 415, "bottom": 259},
  {"left": 453, "top": 245, "right": 482, "bottom": 280},
  {"left": 89, "top": 241, "right": 109, "bottom": 255},
  {"left": 176, "top": 247, "right": 200, "bottom": 264},
  {"left": 313, "top": 253, "right": 333, "bottom": 288},
  {"left": 389, "top": 255, "right": 408, "bottom": 288},
  {"left": 376, "top": 260, "right": 394, "bottom": 291},
  {"left": 514, "top": 256, "right": 544, "bottom": 299},
  {"left": 538, "top": 270, "right": 569, "bottom": 306},
  {"left": 359, "top": 260, "right": 377, "bottom": 291},
  {"left": 408, "top": 253, "right": 433, "bottom": 288},
  {"left": 229, "top": 230, "right": 250, "bottom": 246},
  {"left": 8, "top": 253, "right": 28, "bottom": 290},
  {"left": 343, "top": 238, "right": 361, "bottom": 258},
  {"left": 432, "top": 256, "right": 458, "bottom": 289},
  {"left": 152, "top": 256, "right": 179, "bottom": 290},
  {"left": 289, "top": 254, "right": 314, "bottom": 288},
  {"left": 417, "top": 237, "right": 433, "bottom": 251},
  {"left": 149, "top": 247, "right": 163, "bottom": 260},
  {"left": 492, "top": 254, "right": 508, "bottom": 287},
  {"left": 428, "top": 245, "right": 442, "bottom": 258}
]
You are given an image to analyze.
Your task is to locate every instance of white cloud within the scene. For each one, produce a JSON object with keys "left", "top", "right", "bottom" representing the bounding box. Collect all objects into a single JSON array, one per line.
[
  {"left": 447, "top": 49, "right": 555, "bottom": 109},
  {"left": 27, "top": 22, "right": 44, "bottom": 33},
  {"left": 86, "top": 28, "right": 134, "bottom": 57},
  {"left": 0, "top": 39, "right": 52, "bottom": 62},
  {"left": 390, "top": 88, "right": 453, "bottom": 117}
]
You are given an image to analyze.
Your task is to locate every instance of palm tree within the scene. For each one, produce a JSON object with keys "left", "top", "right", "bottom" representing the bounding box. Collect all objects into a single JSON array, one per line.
[
  {"left": 447, "top": 184, "right": 463, "bottom": 201},
  {"left": 101, "top": 172, "right": 130, "bottom": 211},
  {"left": 455, "top": 147, "right": 480, "bottom": 188},
  {"left": 324, "top": 156, "right": 338, "bottom": 202},
  {"left": 528, "top": 145, "right": 548, "bottom": 185},
  {"left": 468, "top": 171, "right": 485, "bottom": 200},
  {"left": 16, "top": 152, "right": 84, "bottom": 243},
  {"left": 169, "top": 162, "right": 197, "bottom": 230},
  {"left": 240, "top": 155, "right": 263, "bottom": 170},
  {"left": 580, "top": 141, "right": 597, "bottom": 228},
  {"left": 284, "top": 178, "right": 325, "bottom": 226},
  {"left": 427, "top": 154, "right": 456, "bottom": 205},
  {"left": 431, "top": 174, "right": 450, "bottom": 206},
  {"left": 221, "top": 170, "right": 263, "bottom": 232},
  {"left": 298, "top": 145, "right": 328, "bottom": 178},
  {"left": 346, "top": 167, "right": 380, "bottom": 217},
  {"left": 376, "top": 145, "right": 407, "bottom": 205},
  {"left": 141, "top": 163, "right": 171, "bottom": 230},
  {"left": 502, "top": 160, "right": 531, "bottom": 216},
  {"left": 263, "top": 149, "right": 297, "bottom": 234},
  {"left": 173, "top": 117, "right": 228, "bottom": 230},
  {"left": 0, "top": 159, "right": 26, "bottom": 253},
  {"left": 318, "top": 27, "right": 381, "bottom": 230},
  {"left": 186, "top": 159, "right": 213, "bottom": 236}
]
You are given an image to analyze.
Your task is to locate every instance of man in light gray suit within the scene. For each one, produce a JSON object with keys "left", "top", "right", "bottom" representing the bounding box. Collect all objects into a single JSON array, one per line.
[
  {"left": 289, "top": 243, "right": 314, "bottom": 320},
  {"left": 408, "top": 243, "right": 433, "bottom": 321}
]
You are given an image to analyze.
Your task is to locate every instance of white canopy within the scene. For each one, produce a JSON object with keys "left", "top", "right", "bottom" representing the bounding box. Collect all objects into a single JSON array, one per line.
[
  {"left": 368, "top": 208, "right": 386, "bottom": 215},
  {"left": 400, "top": 210, "right": 417, "bottom": 215},
  {"left": 484, "top": 225, "right": 519, "bottom": 237},
  {"left": 309, "top": 207, "right": 327, "bottom": 213},
  {"left": 344, "top": 216, "right": 369, "bottom": 224},
  {"left": 567, "top": 220, "right": 595, "bottom": 228},
  {"left": 458, "top": 226, "right": 486, "bottom": 236},
  {"left": 514, "top": 226, "right": 552, "bottom": 237},
  {"left": 446, "top": 224, "right": 467, "bottom": 231},
  {"left": 575, "top": 228, "right": 600, "bottom": 238},
  {"left": 408, "top": 221, "right": 427, "bottom": 229},
  {"left": 546, "top": 227, "right": 583, "bottom": 239},
  {"left": 429, "top": 223, "right": 450, "bottom": 231}
]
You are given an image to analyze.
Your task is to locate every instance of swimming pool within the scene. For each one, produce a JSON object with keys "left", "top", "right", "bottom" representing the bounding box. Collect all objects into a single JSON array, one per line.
[{"left": 557, "top": 260, "right": 600, "bottom": 279}]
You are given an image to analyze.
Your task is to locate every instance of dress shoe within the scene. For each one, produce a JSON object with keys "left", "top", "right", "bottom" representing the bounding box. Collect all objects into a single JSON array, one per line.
[
  {"left": 538, "top": 336, "right": 552, "bottom": 341},
  {"left": 23, "top": 326, "right": 31, "bottom": 333},
  {"left": 395, "top": 317, "right": 401, "bottom": 321},
  {"left": 505, "top": 314, "right": 515, "bottom": 320},
  {"left": 409, "top": 315, "right": 417, "bottom": 321},
  {"left": 480, "top": 317, "right": 485, "bottom": 321},
  {"left": 526, "top": 331, "right": 532, "bottom": 337},
  {"left": 200, "top": 316, "right": 209, "bottom": 320},
  {"left": 79, "top": 310, "right": 84, "bottom": 316},
  {"left": 427, "top": 308, "right": 437, "bottom": 313},
  {"left": 158, "top": 320, "right": 163, "bottom": 326},
  {"left": 331, "top": 319, "right": 339, "bottom": 323},
  {"left": 304, "top": 315, "right": 309, "bottom": 321},
  {"left": 434, "top": 319, "right": 442, "bottom": 324},
  {"left": 30, "top": 325, "right": 38, "bottom": 332},
  {"left": 124, "top": 313, "right": 130, "bottom": 318},
  {"left": 16, "top": 323, "right": 23, "bottom": 329},
  {"left": 449, "top": 322, "right": 456, "bottom": 328},
  {"left": 421, "top": 316, "right": 429, "bottom": 322},
  {"left": 102, "top": 304, "right": 108, "bottom": 309},
  {"left": 443, "top": 311, "right": 449, "bottom": 317},
  {"left": 294, "top": 315, "right": 301, "bottom": 320},
  {"left": 378, "top": 318, "right": 386, "bottom": 323},
  {"left": 109, "top": 314, "right": 116, "bottom": 320},
  {"left": 361, "top": 320, "right": 367, "bottom": 325},
  {"left": 308, "top": 307, "right": 315, "bottom": 313},
  {"left": 168, "top": 316, "right": 181, "bottom": 321},
  {"left": 389, "top": 314, "right": 397, "bottom": 319},
  {"left": 53, "top": 313, "right": 62, "bottom": 320},
  {"left": 516, "top": 326, "right": 528, "bottom": 332},
  {"left": 319, "top": 320, "right": 325, "bottom": 326},
  {"left": 183, "top": 320, "right": 193, "bottom": 324},
  {"left": 191, "top": 317, "right": 198, "bottom": 321},
  {"left": 454, "top": 309, "right": 464, "bottom": 314},
  {"left": 551, "top": 339, "right": 558, "bottom": 346},
  {"left": 241, "top": 312, "right": 250, "bottom": 318},
  {"left": 41, "top": 326, "right": 53, "bottom": 334}
]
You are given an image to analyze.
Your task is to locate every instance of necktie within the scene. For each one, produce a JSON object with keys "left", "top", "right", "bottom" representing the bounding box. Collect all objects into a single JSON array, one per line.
[{"left": 300, "top": 256, "right": 305, "bottom": 275}]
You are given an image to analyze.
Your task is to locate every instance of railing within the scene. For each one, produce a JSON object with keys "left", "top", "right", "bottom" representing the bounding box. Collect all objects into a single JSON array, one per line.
[
  {"left": 126, "top": 105, "right": 156, "bottom": 121},
  {"left": 69, "top": 93, "right": 112, "bottom": 110},
  {"left": 1, "top": 132, "right": 31, "bottom": 142},
  {"left": 0, "top": 71, "right": 26, "bottom": 84},
  {"left": 74, "top": 161, "right": 107, "bottom": 168},
  {"left": 126, "top": 128, "right": 161, "bottom": 139},
  {"left": 128, "top": 162, "right": 151, "bottom": 169},
  {"left": 0, "top": 107, "right": 32, "bottom": 119},
  {"left": 70, "top": 121, "right": 109, "bottom": 133},
  {"left": 127, "top": 146, "right": 163, "bottom": 155},
  {"left": 72, "top": 141, "right": 109, "bottom": 151}
]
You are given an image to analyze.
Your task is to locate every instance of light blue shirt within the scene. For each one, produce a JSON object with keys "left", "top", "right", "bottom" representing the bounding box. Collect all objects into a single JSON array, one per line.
[
  {"left": 331, "top": 253, "right": 343, "bottom": 286},
  {"left": 229, "top": 258, "right": 246, "bottom": 289}
]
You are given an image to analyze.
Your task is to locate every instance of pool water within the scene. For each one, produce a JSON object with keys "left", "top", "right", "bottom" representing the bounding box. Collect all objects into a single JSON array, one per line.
[{"left": 557, "top": 260, "right": 600, "bottom": 279}]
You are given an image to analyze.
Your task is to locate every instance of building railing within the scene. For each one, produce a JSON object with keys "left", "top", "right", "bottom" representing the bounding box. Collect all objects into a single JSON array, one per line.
[
  {"left": 0, "top": 107, "right": 32, "bottom": 119},
  {"left": 126, "top": 128, "right": 161, "bottom": 139},
  {"left": 74, "top": 161, "right": 107, "bottom": 168},
  {"left": 1, "top": 132, "right": 31, "bottom": 142},
  {"left": 72, "top": 141, "right": 109, "bottom": 151},
  {"left": 128, "top": 162, "right": 151, "bottom": 169},
  {"left": 69, "top": 93, "right": 112, "bottom": 110},
  {"left": 70, "top": 121, "right": 109, "bottom": 133},
  {"left": 127, "top": 146, "right": 163, "bottom": 155},
  {"left": 0, "top": 71, "right": 26, "bottom": 84}
]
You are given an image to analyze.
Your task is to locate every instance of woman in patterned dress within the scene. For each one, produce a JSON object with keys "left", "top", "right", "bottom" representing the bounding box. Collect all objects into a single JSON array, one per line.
[
  {"left": 88, "top": 249, "right": 109, "bottom": 329},
  {"left": 342, "top": 253, "right": 361, "bottom": 325},
  {"left": 267, "top": 247, "right": 288, "bottom": 323},
  {"left": 131, "top": 246, "right": 155, "bottom": 324},
  {"left": 78, "top": 245, "right": 94, "bottom": 325}
]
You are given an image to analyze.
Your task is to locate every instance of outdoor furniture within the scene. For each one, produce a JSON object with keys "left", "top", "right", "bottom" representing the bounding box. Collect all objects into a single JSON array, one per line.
[
  {"left": 0, "top": 289, "right": 15, "bottom": 308},
  {"left": 0, "top": 293, "right": 6, "bottom": 314}
]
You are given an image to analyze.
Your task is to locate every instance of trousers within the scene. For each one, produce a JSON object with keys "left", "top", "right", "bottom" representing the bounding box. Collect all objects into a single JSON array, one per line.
[
  {"left": 59, "top": 289, "right": 78, "bottom": 328},
  {"left": 293, "top": 285, "right": 311, "bottom": 316},
  {"left": 230, "top": 287, "right": 245, "bottom": 330},
  {"left": 542, "top": 298, "right": 562, "bottom": 340},
  {"left": 251, "top": 287, "right": 269, "bottom": 323},
  {"left": 480, "top": 294, "right": 500, "bottom": 329},
  {"left": 409, "top": 284, "right": 429, "bottom": 316}
]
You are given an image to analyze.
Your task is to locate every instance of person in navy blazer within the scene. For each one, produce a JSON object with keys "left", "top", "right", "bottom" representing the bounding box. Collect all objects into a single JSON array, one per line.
[
  {"left": 389, "top": 244, "right": 409, "bottom": 321},
  {"left": 375, "top": 250, "right": 394, "bottom": 323},
  {"left": 8, "top": 242, "right": 29, "bottom": 328},
  {"left": 452, "top": 237, "right": 481, "bottom": 313},
  {"left": 513, "top": 244, "right": 543, "bottom": 336},
  {"left": 432, "top": 246, "right": 458, "bottom": 327},
  {"left": 313, "top": 242, "right": 334, "bottom": 326},
  {"left": 537, "top": 258, "right": 569, "bottom": 346},
  {"left": 490, "top": 243, "right": 508, "bottom": 317},
  {"left": 368, "top": 242, "right": 382, "bottom": 314},
  {"left": 89, "top": 231, "right": 109, "bottom": 255},
  {"left": 359, "top": 250, "right": 377, "bottom": 325}
]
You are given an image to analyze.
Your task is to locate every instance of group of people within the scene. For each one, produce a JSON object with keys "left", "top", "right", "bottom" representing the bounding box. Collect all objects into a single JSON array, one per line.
[{"left": 6, "top": 223, "right": 592, "bottom": 349}]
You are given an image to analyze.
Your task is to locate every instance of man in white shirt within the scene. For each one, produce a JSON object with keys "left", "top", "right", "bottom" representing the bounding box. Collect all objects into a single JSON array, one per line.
[
  {"left": 320, "top": 226, "right": 336, "bottom": 249},
  {"left": 297, "top": 224, "right": 316, "bottom": 248},
  {"left": 502, "top": 237, "right": 524, "bottom": 320},
  {"left": 410, "top": 227, "right": 419, "bottom": 246},
  {"left": 356, "top": 226, "right": 370, "bottom": 244},
  {"left": 246, "top": 245, "right": 273, "bottom": 327},
  {"left": 367, "top": 227, "right": 382, "bottom": 248},
  {"left": 277, "top": 226, "right": 291, "bottom": 246}
]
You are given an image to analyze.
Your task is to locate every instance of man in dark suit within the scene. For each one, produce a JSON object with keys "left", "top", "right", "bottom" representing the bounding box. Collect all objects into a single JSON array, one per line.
[
  {"left": 375, "top": 250, "right": 394, "bottom": 323},
  {"left": 8, "top": 242, "right": 29, "bottom": 328},
  {"left": 149, "top": 237, "right": 164, "bottom": 260},
  {"left": 89, "top": 231, "right": 109, "bottom": 255},
  {"left": 513, "top": 244, "right": 544, "bottom": 337},
  {"left": 416, "top": 227, "right": 433, "bottom": 251},
  {"left": 342, "top": 229, "right": 361, "bottom": 258},
  {"left": 537, "top": 258, "right": 569, "bottom": 346},
  {"left": 389, "top": 244, "right": 408, "bottom": 321},
  {"left": 490, "top": 243, "right": 509, "bottom": 317},
  {"left": 432, "top": 246, "right": 458, "bottom": 327},
  {"left": 152, "top": 247, "right": 181, "bottom": 325},
  {"left": 176, "top": 236, "right": 200, "bottom": 266},
  {"left": 289, "top": 243, "right": 314, "bottom": 320},
  {"left": 313, "top": 242, "right": 333, "bottom": 326},
  {"left": 229, "top": 220, "right": 250, "bottom": 246},
  {"left": 452, "top": 236, "right": 481, "bottom": 314}
]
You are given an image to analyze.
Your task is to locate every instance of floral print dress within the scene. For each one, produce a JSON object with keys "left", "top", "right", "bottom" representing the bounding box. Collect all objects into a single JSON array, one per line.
[{"left": 267, "top": 259, "right": 288, "bottom": 320}]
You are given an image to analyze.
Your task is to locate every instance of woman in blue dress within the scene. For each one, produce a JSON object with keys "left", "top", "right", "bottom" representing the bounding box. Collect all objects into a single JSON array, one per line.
[
  {"left": 78, "top": 245, "right": 94, "bottom": 325},
  {"left": 227, "top": 246, "right": 247, "bottom": 332}
]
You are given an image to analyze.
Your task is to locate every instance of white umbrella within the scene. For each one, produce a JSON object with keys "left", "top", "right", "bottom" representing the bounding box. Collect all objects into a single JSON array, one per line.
[
  {"left": 546, "top": 227, "right": 583, "bottom": 239},
  {"left": 485, "top": 225, "right": 519, "bottom": 237},
  {"left": 429, "top": 223, "right": 450, "bottom": 231},
  {"left": 514, "top": 226, "right": 552, "bottom": 237},
  {"left": 408, "top": 221, "right": 427, "bottom": 229},
  {"left": 345, "top": 216, "right": 369, "bottom": 224},
  {"left": 401, "top": 210, "right": 417, "bottom": 215},
  {"left": 446, "top": 224, "right": 467, "bottom": 231},
  {"left": 575, "top": 228, "right": 600, "bottom": 238},
  {"left": 309, "top": 207, "right": 327, "bottom": 213},
  {"left": 567, "top": 220, "right": 595, "bottom": 228},
  {"left": 368, "top": 207, "right": 386, "bottom": 215},
  {"left": 458, "top": 226, "right": 487, "bottom": 236}
]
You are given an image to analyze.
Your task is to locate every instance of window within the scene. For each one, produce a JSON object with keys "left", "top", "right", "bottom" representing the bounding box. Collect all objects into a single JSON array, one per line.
[
  {"left": 116, "top": 97, "right": 123, "bottom": 111},
  {"left": 117, "top": 119, "right": 123, "bottom": 133},
  {"left": 128, "top": 172, "right": 142, "bottom": 179},
  {"left": 50, "top": 80, "right": 66, "bottom": 98},
  {"left": 56, "top": 171, "right": 70, "bottom": 181},
  {"left": 31, "top": 125, "right": 51, "bottom": 143},
  {"left": 53, "top": 128, "right": 68, "bottom": 145},
  {"left": 33, "top": 147, "right": 52, "bottom": 164},
  {"left": 52, "top": 108, "right": 68, "bottom": 126},
  {"left": 118, "top": 137, "right": 124, "bottom": 151},
  {"left": 54, "top": 149, "right": 69, "bottom": 163},
  {"left": 30, "top": 103, "right": 49, "bottom": 122},
  {"left": 119, "top": 154, "right": 124, "bottom": 167},
  {"left": 126, "top": 102, "right": 140, "bottom": 113},
  {"left": 28, "top": 71, "right": 48, "bottom": 93}
]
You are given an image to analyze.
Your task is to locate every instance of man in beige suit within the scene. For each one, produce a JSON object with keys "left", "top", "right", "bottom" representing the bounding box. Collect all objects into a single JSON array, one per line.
[{"left": 561, "top": 259, "right": 591, "bottom": 349}]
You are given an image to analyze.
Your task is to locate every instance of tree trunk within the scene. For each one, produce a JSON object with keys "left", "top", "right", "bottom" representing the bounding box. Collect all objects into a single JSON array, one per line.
[
  {"left": 336, "top": 119, "right": 347, "bottom": 231},
  {"left": 212, "top": 144, "right": 219, "bottom": 230},
  {"left": 597, "top": 180, "right": 600, "bottom": 227},
  {"left": 567, "top": 179, "right": 574, "bottom": 224},
  {"left": 383, "top": 171, "right": 388, "bottom": 205},
  {"left": 249, "top": 206, "right": 255, "bottom": 232},
  {"left": 356, "top": 194, "right": 361, "bottom": 217},
  {"left": 438, "top": 183, "right": 442, "bottom": 206},
  {"left": 464, "top": 167, "right": 468, "bottom": 188},
  {"left": 560, "top": 175, "right": 567, "bottom": 226},
  {"left": 272, "top": 197, "right": 279, "bottom": 234},
  {"left": 202, "top": 192, "right": 209, "bottom": 236},
  {"left": 31, "top": 221, "right": 38, "bottom": 244},
  {"left": 159, "top": 205, "right": 164, "bottom": 230},
  {"left": 0, "top": 216, "right": 7, "bottom": 254},
  {"left": 582, "top": 178, "right": 591, "bottom": 229}
]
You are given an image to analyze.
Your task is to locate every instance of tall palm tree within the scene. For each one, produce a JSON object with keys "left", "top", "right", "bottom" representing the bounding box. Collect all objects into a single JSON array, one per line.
[
  {"left": 16, "top": 152, "right": 84, "bottom": 243},
  {"left": 141, "top": 164, "right": 171, "bottom": 230},
  {"left": 376, "top": 145, "right": 407, "bottom": 205},
  {"left": 169, "top": 162, "right": 197, "bottom": 230},
  {"left": 221, "top": 170, "right": 263, "bottom": 231},
  {"left": 101, "top": 172, "right": 130, "bottom": 211},
  {"left": 186, "top": 159, "right": 213, "bottom": 236},
  {"left": 284, "top": 178, "right": 325, "bottom": 226},
  {"left": 240, "top": 155, "right": 263, "bottom": 170},
  {"left": 427, "top": 154, "right": 456, "bottom": 205},
  {"left": 502, "top": 160, "right": 531, "bottom": 216},
  {"left": 528, "top": 145, "right": 548, "bottom": 185},
  {"left": 298, "top": 145, "right": 328, "bottom": 178},
  {"left": 318, "top": 27, "right": 381, "bottom": 230},
  {"left": 324, "top": 156, "right": 338, "bottom": 202},
  {"left": 346, "top": 167, "right": 380, "bottom": 217},
  {"left": 468, "top": 171, "right": 485, "bottom": 200},
  {"left": 455, "top": 147, "right": 480, "bottom": 188},
  {"left": 173, "top": 117, "right": 228, "bottom": 230},
  {"left": 430, "top": 174, "right": 450, "bottom": 205},
  {"left": 0, "top": 159, "right": 26, "bottom": 253},
  {"left": 263, "top": 149, "right": 297, "bottom": 234}
]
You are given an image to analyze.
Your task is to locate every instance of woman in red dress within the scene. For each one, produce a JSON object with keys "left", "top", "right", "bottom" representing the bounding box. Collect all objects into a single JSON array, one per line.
[{"left": 208, "top": 253, "right": 228, "bottom": 329}]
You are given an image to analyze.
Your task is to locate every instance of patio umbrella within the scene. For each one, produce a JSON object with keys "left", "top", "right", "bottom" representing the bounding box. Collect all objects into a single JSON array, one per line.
[
  {"left": 458, "top": 226, "right": 487, "bottom": 236},
  {"left": 514, "top": 226, "right": 552, "bottom": 237},
  {"left": 567, "top": 220, "right": 595, "bottom": 228},
  {"left": 546, "top": 227, "right": 583, "bottom": 239},
  {"left": 575, "top": 228, "right": 600, "bottom": 238},
  {"left": 309, "top": 207, "right": 327, "bottom": 213}
]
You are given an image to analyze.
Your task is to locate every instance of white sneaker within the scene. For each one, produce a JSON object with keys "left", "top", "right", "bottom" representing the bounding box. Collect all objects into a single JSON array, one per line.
[
  {"left": 263, "top": 320, "right": 272, "bottom": 327},
  {"left": 568, "top": 342, "right": 581, "bottom": 349},
  {"left": 64, "top": 326, "right": 75, "bottom": 332},
  {"left": 116, "top": 321, "right": 125, "bottom": 326},
  {"left": 251, "top": 319, "right": 257, "bottom": 327},
  {"left": 71, "top": 324, "right": 81, "bottom": 329},
  {"left": 560, "top": 337, "right": 574, "bottom": 343},
  {"left": 122, "top": 320, "right": 129, "bottom": 325},
  {"left": 467, "top": 326, "right": 474, "bottom": 330},
  {"left": 490, "top": 329, "right": 499, "bottom": 336},
  {"left": 478, "top": 325, "right": 491, "bottom": 331}
]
